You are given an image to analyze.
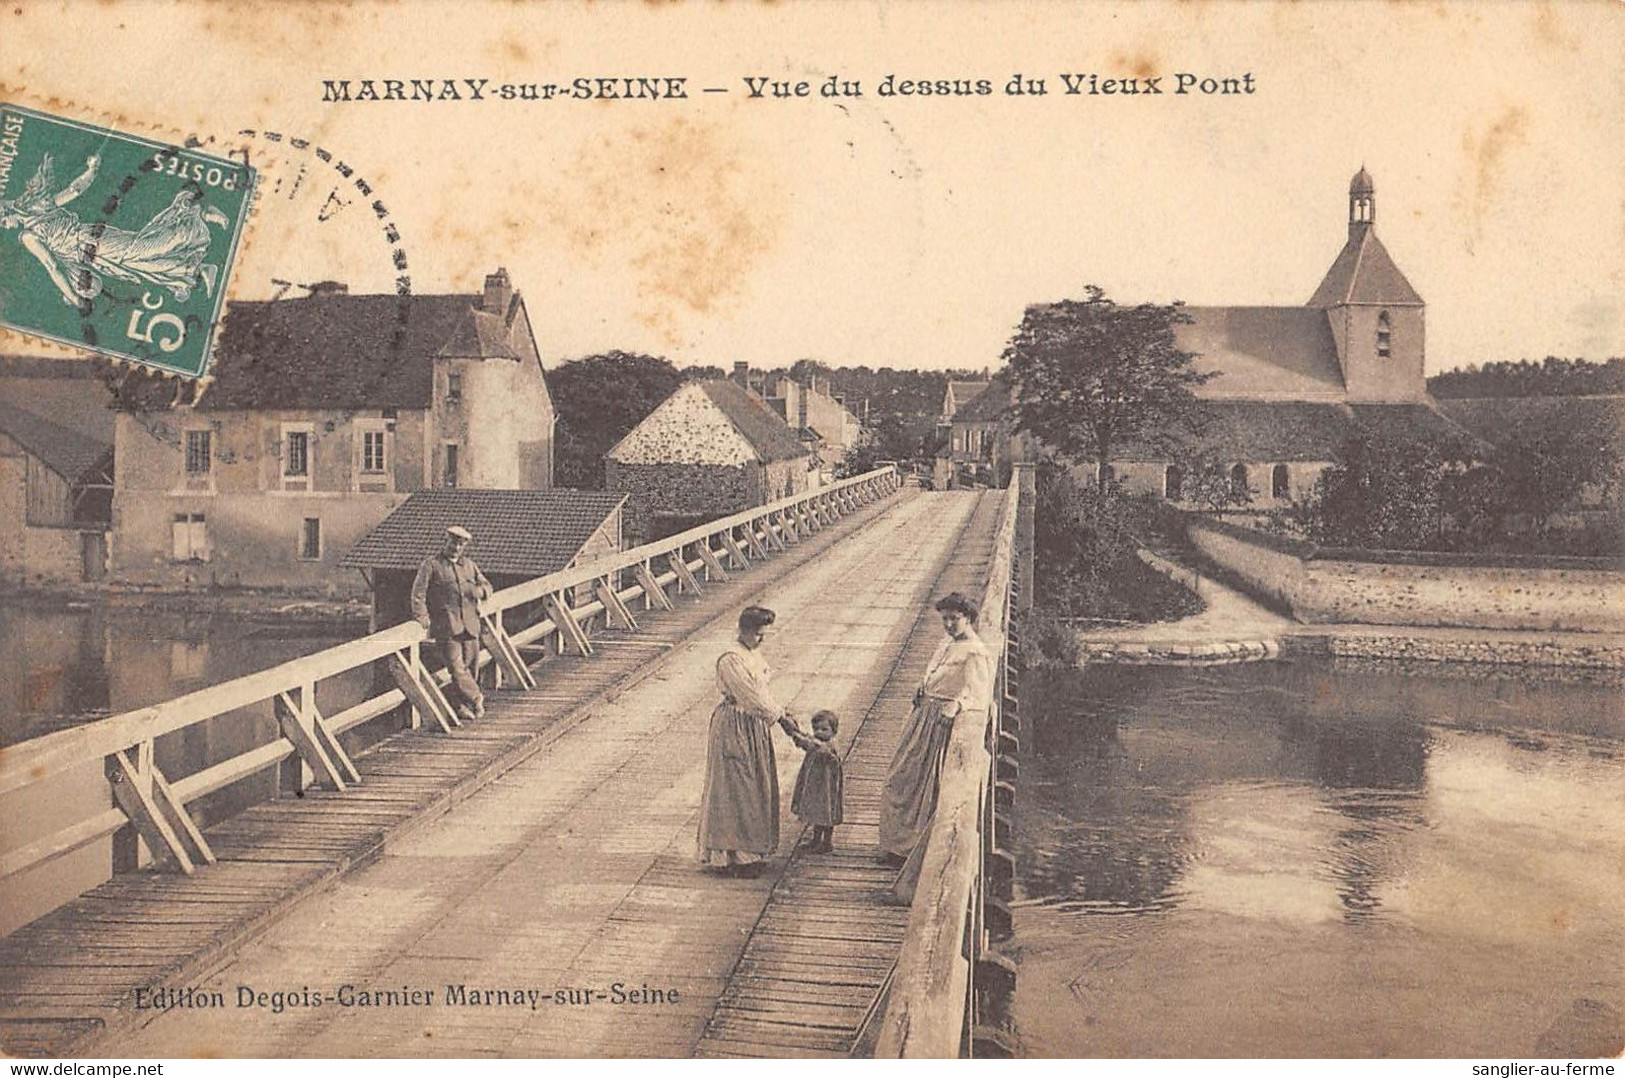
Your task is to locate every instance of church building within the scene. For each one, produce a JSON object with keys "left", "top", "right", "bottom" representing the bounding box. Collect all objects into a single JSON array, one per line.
[{"left": 968, "top": 169, "right": 1473, "bottom": 504}]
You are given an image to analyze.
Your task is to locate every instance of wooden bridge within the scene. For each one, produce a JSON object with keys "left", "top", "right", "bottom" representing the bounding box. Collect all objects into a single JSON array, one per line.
[{"left": 0, "top": 466, "right": 1026, "bottom": 1059}]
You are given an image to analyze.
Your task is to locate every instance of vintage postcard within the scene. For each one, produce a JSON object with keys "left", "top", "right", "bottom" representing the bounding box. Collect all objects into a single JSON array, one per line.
[{"left": 0, "top": 0, "right": 1621, "bottom": 1065}]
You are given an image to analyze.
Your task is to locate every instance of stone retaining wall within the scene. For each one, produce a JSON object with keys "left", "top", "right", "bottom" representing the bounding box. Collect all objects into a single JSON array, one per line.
[{"left": 1187, "top": 516, "right": 1625, "bottom": 633}]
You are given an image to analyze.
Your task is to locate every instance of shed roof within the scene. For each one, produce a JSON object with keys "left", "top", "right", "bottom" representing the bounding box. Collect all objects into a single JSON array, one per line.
[
  {"left": 342, "top": 488, "right": 626, "bottom": 575},
  {"left": 0, "top": 399, "right": 113, "bottom": 484},
  {"left": 199, "top": 289, "right": 528, "bottom": 411}
]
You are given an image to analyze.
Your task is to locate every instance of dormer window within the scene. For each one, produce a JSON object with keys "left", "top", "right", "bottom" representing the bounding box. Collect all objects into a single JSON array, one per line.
[{"left": 1377, "top": 310, "right": 1392, "bottom": 358}]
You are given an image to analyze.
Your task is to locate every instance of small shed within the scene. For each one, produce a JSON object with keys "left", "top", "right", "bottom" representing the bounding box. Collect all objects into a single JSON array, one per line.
[
  {"left": 0, "top": 400, "right": 114, "bottom": 583},
  {"left": 342, "top": 488, "right": 627, "bottom": 630}
]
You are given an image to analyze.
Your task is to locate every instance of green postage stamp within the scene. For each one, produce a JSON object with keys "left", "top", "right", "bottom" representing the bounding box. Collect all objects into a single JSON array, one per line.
[{"left": 0, "top": 103, "right": 254, "bottom": 378}]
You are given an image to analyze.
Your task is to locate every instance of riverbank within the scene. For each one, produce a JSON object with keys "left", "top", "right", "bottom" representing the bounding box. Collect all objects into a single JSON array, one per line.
[
  {"left": 0, "top": 582, "right": 370, "bottom": 629},
  {"left": 1072, "top": 548, "right": 1625, "bottom": 670}
]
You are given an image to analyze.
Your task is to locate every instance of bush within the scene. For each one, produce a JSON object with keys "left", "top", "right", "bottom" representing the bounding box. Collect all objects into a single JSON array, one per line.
[
  {"left": 1033, "top": 465, "right": 1204, "bottom": 623},
  {"left": 1289, "top": 429, "right": 1624, "bottom": 555}
]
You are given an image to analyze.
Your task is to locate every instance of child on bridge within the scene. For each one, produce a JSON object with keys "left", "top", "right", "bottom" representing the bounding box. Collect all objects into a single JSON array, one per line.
[{"left": 788, "top": 710, "right": 844, "bottom": 853}]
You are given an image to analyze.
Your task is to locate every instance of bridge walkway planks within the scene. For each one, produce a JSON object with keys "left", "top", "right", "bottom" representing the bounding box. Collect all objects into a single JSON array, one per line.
[
  {"left": 97, "top": 490, "right": 1000, "bottom": 1059},
  {"left": 0, "top": 487, "right": 909, "bottom": 1059},
  {"left": 693, "top": 488, "right": 1004, "bottom": 1058}
]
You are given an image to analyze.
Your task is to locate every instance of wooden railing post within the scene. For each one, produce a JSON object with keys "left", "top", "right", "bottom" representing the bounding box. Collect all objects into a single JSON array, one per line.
[
  {"left": 3, "top": 467, "right": 903, "bottom": 913},
  {"left": 109, "top": 739, "right": 155, "bottom": 873}
]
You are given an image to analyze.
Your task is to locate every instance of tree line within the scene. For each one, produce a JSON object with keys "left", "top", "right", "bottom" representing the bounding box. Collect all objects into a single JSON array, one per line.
[{"left": 1427, "top": 357, "right": 1625, "bottom": 398}]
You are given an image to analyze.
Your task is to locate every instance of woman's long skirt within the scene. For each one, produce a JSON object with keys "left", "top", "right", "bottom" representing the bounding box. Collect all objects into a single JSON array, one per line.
[
  {"left": 697, "top": 701, "right": 779, "bottom": 865},
  {"left": 878, "top": 696, "right": 956, "bottom": 858}
]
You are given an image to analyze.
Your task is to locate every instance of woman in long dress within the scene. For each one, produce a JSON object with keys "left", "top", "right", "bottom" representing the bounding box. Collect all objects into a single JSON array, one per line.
[
  {"left": 697, "top": 605, "right": 799, "bottom": 878},
  {"left": 879, "top": 591, "right": 993, "bottom": 885}
]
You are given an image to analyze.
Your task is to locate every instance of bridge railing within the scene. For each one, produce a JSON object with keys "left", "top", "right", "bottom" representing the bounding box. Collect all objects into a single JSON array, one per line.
[
  {"left": 0, "top": 466, "right": 901, "bottom": 924},
  {"left": 874, "top": 468, "right": 1022, "bottom": 1058}
]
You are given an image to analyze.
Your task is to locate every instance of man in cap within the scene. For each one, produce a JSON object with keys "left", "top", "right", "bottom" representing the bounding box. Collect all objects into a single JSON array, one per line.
[{"left": 411, "top": 524, "right": 493, "bottom": 721}]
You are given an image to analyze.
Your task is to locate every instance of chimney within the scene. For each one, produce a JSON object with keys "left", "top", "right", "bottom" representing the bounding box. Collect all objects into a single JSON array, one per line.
[
  {"left": 306, "top": 280, "right": 348, "bottom": 298},
  {"left": 483, "top": 267, "right": 512, "bottom": 314},
  {"left": 733, "top": 361, "right": 750, "bottom": 388}
]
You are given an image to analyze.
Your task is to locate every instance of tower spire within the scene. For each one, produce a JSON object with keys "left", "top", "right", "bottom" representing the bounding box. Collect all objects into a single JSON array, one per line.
[{"left": 1349, "top": 166, "right": 1376, "bottom": 239}]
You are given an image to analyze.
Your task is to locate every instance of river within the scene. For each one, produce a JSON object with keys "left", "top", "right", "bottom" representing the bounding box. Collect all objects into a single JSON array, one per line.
[{"left": 1012, "top": 657, "right": 1625, "bottom": 1058}]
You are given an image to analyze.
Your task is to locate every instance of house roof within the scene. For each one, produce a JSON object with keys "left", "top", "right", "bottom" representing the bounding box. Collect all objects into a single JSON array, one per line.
[
  {"left": 1307, "top": 229, "right": 1424, "bottom": 308},
  {"left": 700, "top": 380, "right": 810, "bottom": 462},
  {"left": 198, "top": 290, "right": 527, "bottom": 411},
  {"left": 946, "top": 380, "right": 990, "bottom": 415},
  {"left": 953, "top": 376, "right": 1013, "bottom": 423},
  {"left": 342, "top": 488, "right": 626, "bottom": 575},
  {"left": 1177, "top": 307, "right": 1347, "bottom": 400},
  {"left": 1436, "top": 395, "right": 1625, "bottom": 454},
  {"left": 606, "top": 380, "right": 810, "bottom": 466},
  {"left": 0, "top": 399, "right": 113, "bottom": 484}
]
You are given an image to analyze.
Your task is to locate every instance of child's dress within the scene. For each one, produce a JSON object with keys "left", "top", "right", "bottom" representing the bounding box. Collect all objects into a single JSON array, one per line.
[{"left": 790, "top": 733, "right": 844, "bottom": 827}]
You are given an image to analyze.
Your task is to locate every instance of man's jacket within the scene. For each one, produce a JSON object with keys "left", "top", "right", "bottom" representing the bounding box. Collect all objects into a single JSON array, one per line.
[{"left": 411, "top": 554, "right": 492, "bottom": 639}]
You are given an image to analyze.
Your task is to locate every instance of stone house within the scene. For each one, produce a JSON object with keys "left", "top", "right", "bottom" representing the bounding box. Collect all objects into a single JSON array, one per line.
[
  {"left": 0, "top": 400, "right": 114, "bottom": 583},
  {"left": 342, "top": 488, "right": 626, "bottom": 630},
  {"left": 111, "top": 268, "right": 556, "bottom": 592},
  {"left": 605, "top": 378, "right": 814, "bottom": 542}
]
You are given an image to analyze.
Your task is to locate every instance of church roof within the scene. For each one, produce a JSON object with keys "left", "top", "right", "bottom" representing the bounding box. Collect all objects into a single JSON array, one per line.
[
  {"left": 342, "top": 488, "right": 625, "bottom": 575},
  {"left": 1113, "top": 400, "right": 1475, "bottom": 462},
  {"left": 1177, "top": 307, "right": 1347, "bottom": 400},
  {"left": 1307, "top": 229, "right": 1423, "bottom": 308}
]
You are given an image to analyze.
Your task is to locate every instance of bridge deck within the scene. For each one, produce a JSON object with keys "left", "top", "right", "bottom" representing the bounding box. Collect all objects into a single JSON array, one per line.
[{"left": 2, "top": 489, "right": 1003, "bottom": 1059}]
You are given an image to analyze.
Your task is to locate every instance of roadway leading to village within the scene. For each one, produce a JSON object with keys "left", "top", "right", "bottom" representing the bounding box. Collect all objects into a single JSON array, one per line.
[{"left": 105, "top": 488, "right": 999, "bottom": 1058}]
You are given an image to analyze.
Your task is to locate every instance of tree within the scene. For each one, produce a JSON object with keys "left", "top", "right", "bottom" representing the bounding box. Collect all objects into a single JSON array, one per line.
[
  {"left": 1170, "top": 450, "right": 1254, "bottom": 515},
  {"left": 1487, "top": 426, "right": 1620, "bottom": 536},
  {"left": 1003, "top": 285, "right": 1211, "bottom": 482},
  {"left": 546, "top": 351, "right": 683, "bottom": 488},
  {"left": 1300, "top": 432, "right": 1448, "bottom": 550}
]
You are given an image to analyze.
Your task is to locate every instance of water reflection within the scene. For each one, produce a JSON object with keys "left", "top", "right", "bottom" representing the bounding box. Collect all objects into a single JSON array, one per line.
[{"left": 1013, "top": 659, "right": 1625, "bottom": 1057}]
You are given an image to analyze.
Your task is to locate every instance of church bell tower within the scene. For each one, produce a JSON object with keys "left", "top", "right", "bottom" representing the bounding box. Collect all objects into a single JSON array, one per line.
[{"left": 1308, "top": 168, "right": 1426, "bottom": 402}]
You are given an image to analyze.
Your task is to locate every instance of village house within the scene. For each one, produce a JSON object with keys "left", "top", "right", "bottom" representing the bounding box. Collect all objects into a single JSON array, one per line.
[
  {"left": 605, "top": 378, "right": 814, "bottom": 542},
  {"left": 342, "top": 487, "right": 626, "bottom": 630},
  {"left": 962, "top": 170, "right": 1471, "bottom": 507},
  {"left": 0, "top": 400, "right": 114, "bottom": 584},
  {"left": 742, "top": 364, "right": 866, "bottom": 475},
  {"left": 931, "top": 378, "right": 994, "bottom": 487},
  {"left": 111, "top": 268, "right": 556, "bottom": 593}
]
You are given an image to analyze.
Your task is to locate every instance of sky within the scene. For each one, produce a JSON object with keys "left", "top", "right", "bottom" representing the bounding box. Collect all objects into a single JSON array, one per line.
[{"left": 3, "top": 0, "right": 1622, "bottom": 375}]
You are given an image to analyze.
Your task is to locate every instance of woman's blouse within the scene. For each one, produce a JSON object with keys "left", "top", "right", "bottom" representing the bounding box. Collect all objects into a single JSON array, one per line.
[
  {"left": 920, "top": 632, "right": 994, "bottom": 715},
  {"left": 716, "top": 644, "right": 785, "bottom": 723}
]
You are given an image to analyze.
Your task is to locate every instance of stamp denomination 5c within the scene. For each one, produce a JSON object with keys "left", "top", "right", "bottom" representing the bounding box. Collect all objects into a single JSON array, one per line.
[{"left": 0, "top": 103, "right": 254, "bottom": 378}]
